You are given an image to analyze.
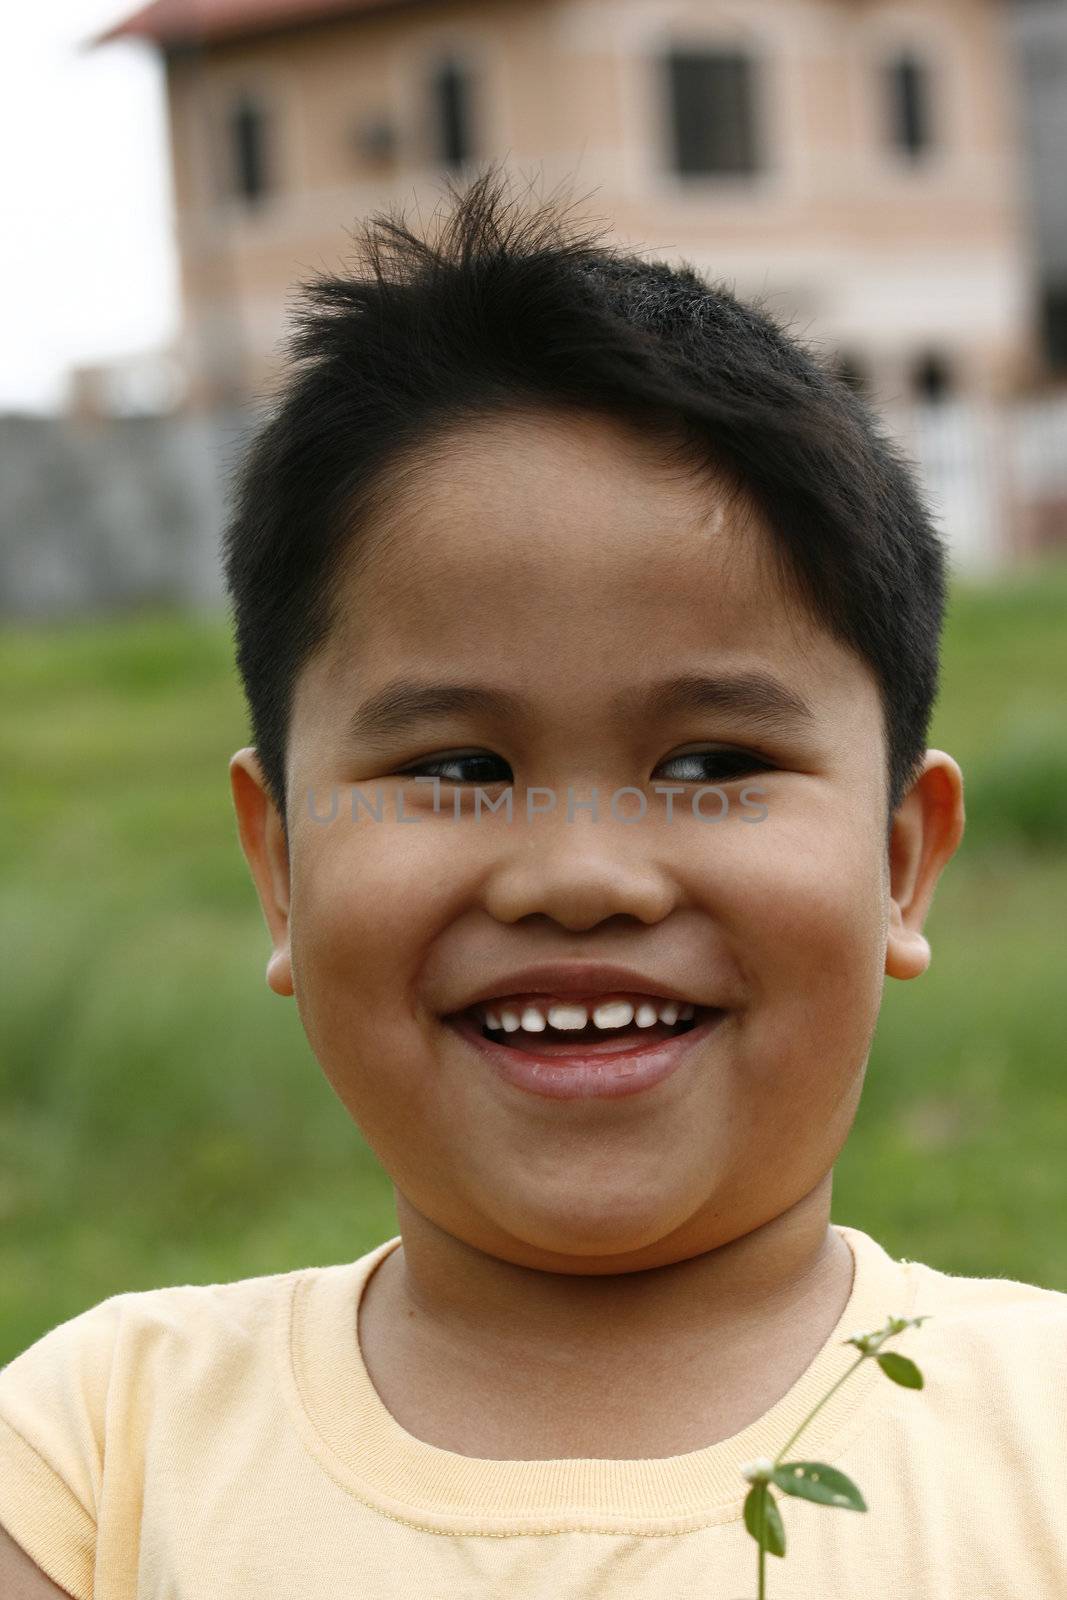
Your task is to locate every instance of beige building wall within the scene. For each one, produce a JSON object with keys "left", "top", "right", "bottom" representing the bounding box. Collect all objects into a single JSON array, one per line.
[{"left": 158, "top": 0, "right": 1039, "bottom": 410}]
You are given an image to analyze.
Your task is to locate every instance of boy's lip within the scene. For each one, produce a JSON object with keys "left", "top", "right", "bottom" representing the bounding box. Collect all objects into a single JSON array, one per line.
[
  {"left": 445, "top": 1005, "right": 728, "bottom": 1099},
  {"left": 441, "top": 960, "right": 716, "bottom": 1017}
]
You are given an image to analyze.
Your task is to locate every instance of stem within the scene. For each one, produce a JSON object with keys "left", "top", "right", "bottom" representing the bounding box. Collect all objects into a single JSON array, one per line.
[
  {"left": 757, "top": 1498, "right": 766, "bottom": 1598},
  {"left": 772, "top": 1352, "right": 867, "bottom": 1465},
  {"left": 750, "top": 1351, "right": 868, "bottom": 1598}
]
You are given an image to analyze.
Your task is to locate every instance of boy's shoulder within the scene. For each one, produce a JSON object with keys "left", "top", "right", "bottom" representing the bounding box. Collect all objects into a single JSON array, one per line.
[
  {"left": 884, "top": 1240, "right": 1067, "bottom": 1389},
  {"left": 839, "top": 1225, "right": 1067, "bottom": 1375},
  {"left": 0, "top": 1258, "right": 387, "bottom": 1600},
  {"left": 0, "top": 1253, "right": 382, "bottom": 1519},
  {"left": 843, "top": 1224, "right": 1067, "bottom": 1313},
  {"left": 0, "top": 1252, "right": 378, "bottom": 1405},
  {"left": 4, "top": 1263, "right": 300, "bottom": 1361},
  {"left": 899, "top": 1247, "right": 1067, "bottom": 1318}
]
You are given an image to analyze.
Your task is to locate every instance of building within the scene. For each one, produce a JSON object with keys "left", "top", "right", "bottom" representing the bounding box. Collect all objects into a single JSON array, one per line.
[
  {"left": 1009, "top": 0, "right": 1067, "bottom": 377},
  {"left": 100, "top": 0, "right": 1041, "bottom": 419}
]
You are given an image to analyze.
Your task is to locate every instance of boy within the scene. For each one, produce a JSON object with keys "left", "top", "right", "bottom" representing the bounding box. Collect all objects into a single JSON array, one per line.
[{"left": 2, "top": 170, "right": 1065, "bottom": 1599}]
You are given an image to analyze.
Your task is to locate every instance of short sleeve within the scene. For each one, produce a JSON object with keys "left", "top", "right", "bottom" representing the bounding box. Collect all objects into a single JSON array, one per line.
[{"left": 0, "top": 1297, "right": 127, "bottom": 1600}]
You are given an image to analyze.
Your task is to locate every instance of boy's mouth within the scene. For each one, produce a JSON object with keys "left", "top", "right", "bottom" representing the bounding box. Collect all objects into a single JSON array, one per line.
[{"left": 444, "top": 992, "right": 714, "bottom": 1061}]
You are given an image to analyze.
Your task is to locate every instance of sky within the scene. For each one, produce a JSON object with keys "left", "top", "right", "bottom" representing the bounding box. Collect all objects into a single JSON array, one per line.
[{"left": 0, "top": 0, "right": 178, "bottom": 412}]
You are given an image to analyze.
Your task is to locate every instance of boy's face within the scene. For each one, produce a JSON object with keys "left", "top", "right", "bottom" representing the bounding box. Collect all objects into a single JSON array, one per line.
[{"left": 232, "top": 408, "right": 963, "bottom": 1273}]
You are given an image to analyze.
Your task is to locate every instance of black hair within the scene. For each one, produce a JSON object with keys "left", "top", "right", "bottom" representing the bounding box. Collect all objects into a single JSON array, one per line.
[{"left": 222, "top": 166, "right": 949, "bottom": 844}]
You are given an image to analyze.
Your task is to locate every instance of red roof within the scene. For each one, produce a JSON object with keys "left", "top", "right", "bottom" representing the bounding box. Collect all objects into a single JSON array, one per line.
[{"left": 95, "top": 0, "right": 399, "bottom": 48}]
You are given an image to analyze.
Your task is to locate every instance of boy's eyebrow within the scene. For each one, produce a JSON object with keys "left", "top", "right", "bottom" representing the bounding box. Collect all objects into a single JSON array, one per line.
[
  {"left": 348, "top": 682, "right": 526, "bottom": 748},
  {"left": 619, "top": 671, "right": 817, "bottom": 734},
  {"left": 347, "top": 672, "right": 816, "bottom": 748}
]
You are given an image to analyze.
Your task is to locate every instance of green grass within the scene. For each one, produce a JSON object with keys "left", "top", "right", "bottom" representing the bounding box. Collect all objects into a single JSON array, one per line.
[{"left": 2, "top": 559, "right": 1067, "bottom": 1362}]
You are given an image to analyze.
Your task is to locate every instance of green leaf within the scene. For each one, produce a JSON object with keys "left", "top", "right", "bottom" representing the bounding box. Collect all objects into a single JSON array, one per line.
[
  {"left": 742, "top": 1484, "right": 765, "bottom": 1543},
  {"left": 770, "top": 1461, "right": 867, "bottom": 1511},
  {"left": 876, "top": 1351, "right": 924, "bottom": 1389},
  {"left": 743, "top": 1484, "right": 787, "bottom": 1556}
]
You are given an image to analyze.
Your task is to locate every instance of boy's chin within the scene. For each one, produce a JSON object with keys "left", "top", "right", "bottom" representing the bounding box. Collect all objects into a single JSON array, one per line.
[{"left": 467, "top": 1200, "right": 728, "bottom": 1272}]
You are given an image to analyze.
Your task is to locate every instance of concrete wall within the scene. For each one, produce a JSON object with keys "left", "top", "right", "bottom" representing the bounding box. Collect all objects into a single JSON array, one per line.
[{"left": 0, "top": 412, "right": 242, "bottom": 618}]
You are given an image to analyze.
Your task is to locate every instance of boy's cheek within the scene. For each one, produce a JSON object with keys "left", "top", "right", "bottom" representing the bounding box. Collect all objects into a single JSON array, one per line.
[{"left": 285, "top": 789, "right": 884, "bottom": 1024}]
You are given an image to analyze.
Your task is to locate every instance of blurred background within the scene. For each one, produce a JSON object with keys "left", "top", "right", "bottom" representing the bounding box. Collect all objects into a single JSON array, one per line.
[{"left": 2, "top": 0, "right": 1065, "bottom": 1360}]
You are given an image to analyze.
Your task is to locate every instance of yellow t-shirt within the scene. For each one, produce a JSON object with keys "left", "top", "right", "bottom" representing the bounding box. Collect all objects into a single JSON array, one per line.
[{"left": 1, "top": 1223, "right": 1065, "bottom": 1599}]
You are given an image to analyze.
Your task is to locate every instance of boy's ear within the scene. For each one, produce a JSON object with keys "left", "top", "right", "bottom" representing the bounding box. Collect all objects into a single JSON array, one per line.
[
  {"left": 229, "top": 748, "right": 294, "bottom": 998},
  {"left": 885, "top": 749, "right": 965, "bottom": 981}
]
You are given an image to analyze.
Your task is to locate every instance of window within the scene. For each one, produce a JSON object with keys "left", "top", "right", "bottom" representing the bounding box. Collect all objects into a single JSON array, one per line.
[
  {"left": 431, "top": 60, "right": 474, "bottom": 170},
  {"left": 229, "top": 95, "right": 270, "bottom": 202},
  {"left": 665, "top": 49, "right": 761, "bottom": 177},
  {"left": 886, "top": 52, "right": 933, "bottom": 160},
  {"left": 352, "top": 116, "right": 398, "bottom": 165},
  {"left": 912, "top": 351, "right": 953, "bottom": 402},
  {"left": 1040, "top": 281, "right": 1067, "bottom": 371}
]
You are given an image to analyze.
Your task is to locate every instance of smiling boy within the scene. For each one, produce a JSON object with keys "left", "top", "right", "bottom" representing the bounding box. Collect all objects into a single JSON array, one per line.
[{"left": 2, "top": 171, "right": 1066, "bottom": 1599}]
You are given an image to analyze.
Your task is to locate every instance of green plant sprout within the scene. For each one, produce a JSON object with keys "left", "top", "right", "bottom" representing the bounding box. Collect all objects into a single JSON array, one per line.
[{"left": 738, "top": 1313, "right": 931, "bottom": 1599}]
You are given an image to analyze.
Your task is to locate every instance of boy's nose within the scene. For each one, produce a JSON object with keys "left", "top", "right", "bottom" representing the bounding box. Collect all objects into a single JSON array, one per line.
[{"left": 480, "top": 828, "right": 678, "bottom": 931}]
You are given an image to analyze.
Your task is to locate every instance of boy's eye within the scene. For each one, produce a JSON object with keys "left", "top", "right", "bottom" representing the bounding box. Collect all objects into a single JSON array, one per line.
[
  {"left": 394, "top": 748, "right": 771, "bottom": 785},
  {"left": 655, "top": 748, "right": 772, "bottom": 783},
  {"left": 397, "top": 751, "right": 512, "bottom": 784}
]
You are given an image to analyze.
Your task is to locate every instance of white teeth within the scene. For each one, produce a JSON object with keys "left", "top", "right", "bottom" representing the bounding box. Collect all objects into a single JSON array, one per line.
[
  {"left": 478, "top": 996, "right": 702, "bottom": 1033},
  {"left": 592, "top": 1000, "right": 634, "bottom": 1029},
  {"left": 546, "top": 1003, "right": 588, "bottom": 1030}
]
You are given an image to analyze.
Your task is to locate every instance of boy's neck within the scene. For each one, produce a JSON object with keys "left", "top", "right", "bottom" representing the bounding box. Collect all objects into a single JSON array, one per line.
[{"left": 357, "top": 1180, "right": 855, "bottom": 1460}]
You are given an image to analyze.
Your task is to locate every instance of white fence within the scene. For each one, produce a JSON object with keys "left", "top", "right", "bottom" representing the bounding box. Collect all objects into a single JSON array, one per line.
[{"left": 886, "top": 395, "right": 1067, "bottom": 575}]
